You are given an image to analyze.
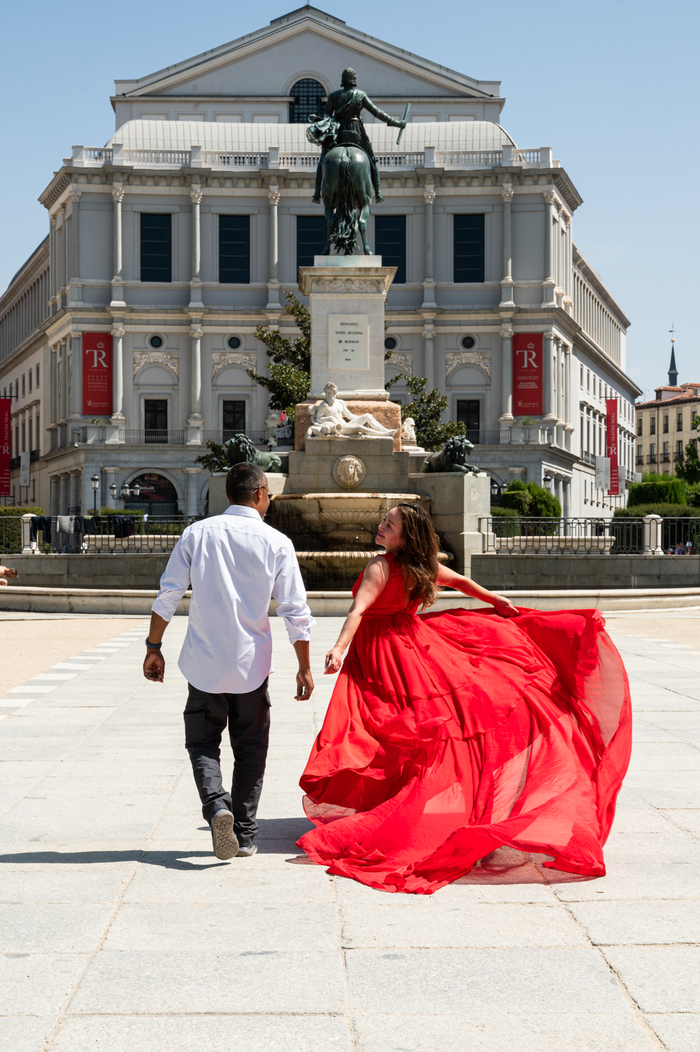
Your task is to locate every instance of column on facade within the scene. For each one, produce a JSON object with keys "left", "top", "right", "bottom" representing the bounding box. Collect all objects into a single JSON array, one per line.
[
  {"left": 564, "top": 214, "right": 573, "bottom": 312},
  {"left": 189, "top": 184, "right": 204, "bottom": 308},
  {"left": 49, "top": 476, "right": 60, "bottom": 517},
  {"left": 543, "top": 331, "right": 556, "bottom": 426},
  {"left": 69, "top": 333, "right": 82, "bottom": 422},
  {"left": 266, "top": 184, "right": 281, "bottom": 312},
  {"left": 562, "top": 478, "right": 571, "bottom": 519},
  {"left": 563, "top": 344, "right": 574, "bottom": 451},
  {"left": 69, "top": 470, "right": 82, "bottom": 514},
  {"left": 186, "top": 320, "right": 204, "bottom": 445},
  {"left": 500, "top": 185, "right": 515, "bottom": 308},
  {"left": 422, "top": 316, "right": 435, "bottom": 390},
  {"left": 49, "top": 343, "right": 58, "bottom": 425},
  {"left": 183, "top": 466, "right": 202, "bottom": 517},
  {"left": 69, "top": 190, "right": 81, "bottom": 305},
  {"left": 111, "top": 183, "right": 125, "bottom": 307},
  {"left": 542, "top": 191, "right": 557, "bottom": 307},
  {"left": 499, "top": 321, "right": 514, "bottom": 424},
  {"left": 59, "top": 473, "right": 70, "bottom": 516},
  {"left": 111, "top": 320, "right": 125, "bottom": 424},
  {"left": 422, "top": 183, "right": 437, "bottom": 308},
  {"left": 49, "top": 214, "right": 58, "bottom": 315},
  {"left": 60, "top": 340, "right": 68, "bottom": 423}
]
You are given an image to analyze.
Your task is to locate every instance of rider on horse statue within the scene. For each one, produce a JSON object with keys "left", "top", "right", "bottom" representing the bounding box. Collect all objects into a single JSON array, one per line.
[{"left": 309, "top": 68, "right": 406, "bottom": 204}]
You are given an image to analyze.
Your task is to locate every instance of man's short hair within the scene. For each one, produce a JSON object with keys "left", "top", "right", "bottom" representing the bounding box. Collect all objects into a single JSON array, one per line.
[{"left": 225, "top": 463, "right": 267, "bottom": 504}]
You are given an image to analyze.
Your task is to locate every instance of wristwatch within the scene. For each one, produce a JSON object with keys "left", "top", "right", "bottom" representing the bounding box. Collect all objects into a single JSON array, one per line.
[{"left": 145, "top": 639, "right": 162, "bottom": 650}]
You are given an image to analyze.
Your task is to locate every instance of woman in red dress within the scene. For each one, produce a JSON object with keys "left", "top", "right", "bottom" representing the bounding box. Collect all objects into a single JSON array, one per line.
[{"left": 298, "top": 503, "right": 632, "bottom": 894}]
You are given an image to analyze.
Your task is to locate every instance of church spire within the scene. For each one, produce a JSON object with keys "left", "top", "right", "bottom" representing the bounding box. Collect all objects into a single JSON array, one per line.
[{"left": 668, "top": 324, "right": 678, "bottom": 386}]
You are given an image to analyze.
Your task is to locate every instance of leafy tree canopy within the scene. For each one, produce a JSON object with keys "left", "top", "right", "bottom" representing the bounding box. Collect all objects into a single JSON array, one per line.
[
  {"left": 248, "top": 293, "right": 311, "bottom": 422},
  {"left": 386, "top": 374, "right": 465, "bottom": 451}
]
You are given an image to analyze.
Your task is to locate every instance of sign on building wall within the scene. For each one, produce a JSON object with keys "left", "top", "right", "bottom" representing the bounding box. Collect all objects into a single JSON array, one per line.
[
  {"left": 19, "top": 451, "right": 30, "bottom": 488},
  {"left": 595, "top": 456, "right": 611, "bottom": 491},
  {"left": 512, "top": 334, "right": 543, "bottom": 416},
  {"left": 82, "top": 333, "right": 113, "bottom": 416},
  {"left": 0, "top": 398, "right": 10, "bottom": 496},
  {"left": 606, "top": 398, "right": 620, "bottom": 495}
]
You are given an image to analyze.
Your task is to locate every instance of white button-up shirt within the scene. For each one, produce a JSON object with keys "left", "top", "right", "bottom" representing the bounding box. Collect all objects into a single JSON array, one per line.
[{"left": 152, "top": 505, "right": 315, "bottom": 694}]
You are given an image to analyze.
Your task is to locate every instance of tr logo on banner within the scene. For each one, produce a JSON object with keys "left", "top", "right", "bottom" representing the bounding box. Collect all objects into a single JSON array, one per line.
[
  {"left": 82, "top": 333, "right": 113, "bottom": 416},
  {"left": 605, "top": 398, "right": 620, "bottom": 496},
  {"left": 0, "top": 398, "right": 11, "bottom": 497},
  {"left": 512, "top": 334, "right": 543, "bottom": 416}
]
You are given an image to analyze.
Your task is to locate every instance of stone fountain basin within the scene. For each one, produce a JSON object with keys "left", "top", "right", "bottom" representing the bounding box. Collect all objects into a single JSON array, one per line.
[{"left": 272, "top": 492, "right": 429, "bottom": 530}]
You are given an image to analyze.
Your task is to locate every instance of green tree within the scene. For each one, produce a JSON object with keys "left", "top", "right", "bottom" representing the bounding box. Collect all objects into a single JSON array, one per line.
[
  {"left": 676, "top": 417, "right": 700, "bottom": 485},
  {"left": 386, "top": 374, "right": 465, "bottom": 451},
  {"left": 248, "top": 293, "right": 311, "bottom": 422},
  {"left": 194, "top": 441, "right": 229, "bottom": 474}
]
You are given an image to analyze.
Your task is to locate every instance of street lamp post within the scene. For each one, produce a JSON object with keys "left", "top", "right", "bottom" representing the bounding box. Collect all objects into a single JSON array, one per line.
[{"left": 90, "top": 474, "right": 100, "bottom": 516}]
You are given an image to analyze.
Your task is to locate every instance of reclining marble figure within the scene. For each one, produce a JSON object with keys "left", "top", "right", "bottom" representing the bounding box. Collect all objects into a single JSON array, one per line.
[{"left": 307, "top": 383, "right": 398, "bottom": 439}]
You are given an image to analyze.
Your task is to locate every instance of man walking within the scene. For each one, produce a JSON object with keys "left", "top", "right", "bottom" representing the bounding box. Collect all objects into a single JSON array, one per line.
[{"left": 143, "top": 463, "right": 315, "bottom": 860}]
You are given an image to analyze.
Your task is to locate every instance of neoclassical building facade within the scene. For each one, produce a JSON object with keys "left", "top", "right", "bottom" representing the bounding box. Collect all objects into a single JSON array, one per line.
[{"left": 0, "top": 5, "right": 639, "bottom": 518}]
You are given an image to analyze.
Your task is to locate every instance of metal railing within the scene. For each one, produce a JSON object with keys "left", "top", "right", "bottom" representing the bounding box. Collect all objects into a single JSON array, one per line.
[
  {"left": 480, "top": 515, "right": 700, "bottom": 555},
  {"left": 118, "top": 429, "right": 186, "bottom": 445}
]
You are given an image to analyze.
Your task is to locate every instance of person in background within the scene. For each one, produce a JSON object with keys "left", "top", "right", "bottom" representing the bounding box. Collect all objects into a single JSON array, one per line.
[{"left": 0, "top": 565, "right": 18, "bottom": 586}]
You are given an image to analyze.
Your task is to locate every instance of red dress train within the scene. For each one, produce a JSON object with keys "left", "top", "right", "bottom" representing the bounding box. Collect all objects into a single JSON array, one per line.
[{"left": 297, "top": 553, "right": 632, "bottom": 894}]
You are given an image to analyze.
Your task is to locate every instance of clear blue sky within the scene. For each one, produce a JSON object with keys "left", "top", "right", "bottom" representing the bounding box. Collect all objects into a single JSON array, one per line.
[{"left": 1, "top": 0, "right": 697, "bottom": 398}]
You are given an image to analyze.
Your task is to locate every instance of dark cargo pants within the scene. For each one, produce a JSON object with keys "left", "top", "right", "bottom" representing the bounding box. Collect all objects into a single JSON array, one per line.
[{"left": 184, "top": 678, "right": 270, "bottom": 847}]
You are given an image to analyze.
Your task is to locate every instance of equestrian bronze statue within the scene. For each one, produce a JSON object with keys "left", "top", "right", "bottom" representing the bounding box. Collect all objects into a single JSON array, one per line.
[{"left": 307, "top": 68, "right": 407, "bottom": 255}]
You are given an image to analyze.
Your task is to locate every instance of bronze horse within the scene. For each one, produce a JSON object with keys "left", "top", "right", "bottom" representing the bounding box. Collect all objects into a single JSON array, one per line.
[{"left": 307, "top": 117, "right": 372, "bottom": 255}]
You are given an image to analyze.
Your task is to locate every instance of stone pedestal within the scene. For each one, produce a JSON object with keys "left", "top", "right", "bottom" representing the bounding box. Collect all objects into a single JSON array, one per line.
[
  {"left": 298, "top": 256, "right": 396, "bottom": 401},
  {"left": 407, "top": 472, "right": 491, "bottom": 577},
  {"left": 287, "top": 436, "right": 410, "bottom": 495}
]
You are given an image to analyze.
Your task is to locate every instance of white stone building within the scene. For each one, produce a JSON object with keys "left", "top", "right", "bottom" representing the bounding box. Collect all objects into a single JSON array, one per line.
[{"left": 0, "top": 4, "right": 640, "bottom": 518}]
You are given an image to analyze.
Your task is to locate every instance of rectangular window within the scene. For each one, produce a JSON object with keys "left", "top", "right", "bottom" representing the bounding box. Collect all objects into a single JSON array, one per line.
[
  {"left": 662, "top": 441, "right": 669, "bottom": 460},
  {"left": 677, "top": 411, "right": 683, "bottom": 430},
  {"left": 587, "top": 370, "right": 590, "bottom": 392},
  {"left": 140, "top": 214, "right": 172, "bottom": 282},
  {"left": 144, "top": 399, "right": 168, "bottom": 441},
  {"left": 650, "top": 417, "right": 656, "bottom": 435},
  {"left": 663, "top": 415, "right": 669, "bottom": 433},
  {"left": 637, "top": 418, "right": 642, "bottom": 436},
  {"left": 35, "top": 414, "right": 40, "bottom": 451},
  {"left": 222, "top": 400, "right": 246, "bottom": 440},
  {"left": 296, "top": 216, "right": 327, "bottom": 270},
  {"left": 219, "top": 215, "right": 250, "bottom": 284},
  {"left": 21, "top": 421, "right": 26, "bottom": 452},
  {"left": 21, "top": 374, "right": 25, "bottom": 397},
  {"left": 650, "top": 442, "right": 656, "bottom": 457},
  {"left": 456, "top": 399, "right": 480, "bottom": 442},
  {"left": 28, "top": 370, "right": 32, "bottom": 393},
  {"left": 637, "top": 445, "right": 643, "bottom": 463},
  {"left": 375, "top": 215, "right": 406, "bottom": 284},
  {"left": 36, "top": 364, "right": 40, "bottom": 387},
  {"left": 677, "top": 440, "right": 684, "bottom": 456},
  {"left": 580, "top": 365, "right": 584, "bottom": 388},
  {"left": 453, "top": 214, "right": 485, "bottom": 283}
]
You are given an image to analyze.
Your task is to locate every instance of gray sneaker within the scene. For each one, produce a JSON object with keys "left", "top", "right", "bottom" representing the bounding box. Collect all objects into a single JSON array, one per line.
[
  {"left": 236, "top": 843, "right": 258, "bottom": 858},
  {"left": 210, "top": 809, "right": 239, "bottom": 860}
]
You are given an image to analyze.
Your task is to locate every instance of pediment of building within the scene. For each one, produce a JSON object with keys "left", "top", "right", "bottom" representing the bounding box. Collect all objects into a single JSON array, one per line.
[{"left": 115, "top": 9, "right": 499, "bottom": 103}]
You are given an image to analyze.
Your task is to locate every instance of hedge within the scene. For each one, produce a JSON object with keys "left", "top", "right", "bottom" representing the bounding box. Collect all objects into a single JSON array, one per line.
[
  {"left": 614, "top": 504, "right": 700, "bottom": 519},
  {"left": 627, "top": 479, "right": 687, "bottom": 507},
  {"left": 0, "top": 506, "right": 44, "bottom": 517}
]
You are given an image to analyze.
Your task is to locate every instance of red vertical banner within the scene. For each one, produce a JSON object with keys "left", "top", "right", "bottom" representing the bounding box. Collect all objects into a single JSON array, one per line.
[
  {"left": 512, "top": 334, "right": 543, "bottom": 416},
  {"left": 0, "top": 398, "right": 10, "bottom": 496},
  {"left": 606, "top": 397, "right": 620, "bottom": 495},
  {"left": 82, "top": 333, "right": 113, "bottom": 416}
]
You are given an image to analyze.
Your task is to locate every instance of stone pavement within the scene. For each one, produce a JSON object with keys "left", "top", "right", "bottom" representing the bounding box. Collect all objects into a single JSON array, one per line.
[{"left": 0, "top": 610, "right": 699, "bottom": 1052}]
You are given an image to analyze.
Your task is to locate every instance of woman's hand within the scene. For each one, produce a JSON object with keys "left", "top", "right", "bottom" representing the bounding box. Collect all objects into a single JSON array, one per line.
[
  {"left": 492, "top": 594, "right": 518, "bottom": 618},
  {"left": 324, "top": 645, "right": 345, "bottom": 675}
]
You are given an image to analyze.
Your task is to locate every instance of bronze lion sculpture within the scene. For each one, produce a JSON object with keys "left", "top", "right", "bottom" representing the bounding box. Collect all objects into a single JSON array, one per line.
[
  {"left": 424, "top": 435, "right": 479, "bottom": 475},
  {"left": 224, "top": 433, "right": 283, "bottom": 473}
]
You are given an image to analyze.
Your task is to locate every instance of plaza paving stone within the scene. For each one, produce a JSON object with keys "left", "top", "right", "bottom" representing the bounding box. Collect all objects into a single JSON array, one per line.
[{"left": 0, "top": 610, "right": 699, "bottom": 1050}]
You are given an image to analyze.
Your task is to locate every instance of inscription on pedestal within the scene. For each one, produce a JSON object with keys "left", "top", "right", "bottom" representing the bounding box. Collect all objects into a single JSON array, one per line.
[{"left": 328, "top": 315, "right": 369, "bottom": 372}]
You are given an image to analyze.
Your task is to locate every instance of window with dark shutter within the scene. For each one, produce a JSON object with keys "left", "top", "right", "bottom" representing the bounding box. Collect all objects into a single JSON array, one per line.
[
  {"left": 289, "top": 80, "right": 326, "bottom": 123},
  {"left": 296, "top": 216, "right": 327, "bottom": 271},
  {"left": 375, "top": 216, "right": 406, "bottom": 284},
  {"left": 219, "top": 215, "right": 250, "bottom": 284},
  {"left": 454, "top": 214, "right": 485, "bottom": 283},
  {"left": 140, "top": 214, "right": 172, "bottom": 282}
]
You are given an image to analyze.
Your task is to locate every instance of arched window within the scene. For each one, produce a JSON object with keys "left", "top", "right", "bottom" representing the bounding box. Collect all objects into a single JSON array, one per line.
[{"left": 289, "top": 79, "right": 326, "bottom": 123}]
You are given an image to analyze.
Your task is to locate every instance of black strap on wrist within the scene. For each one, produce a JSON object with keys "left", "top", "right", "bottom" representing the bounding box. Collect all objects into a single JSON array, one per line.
[{"left": 145, "top": 639, "right": 162, "bottom": 650}]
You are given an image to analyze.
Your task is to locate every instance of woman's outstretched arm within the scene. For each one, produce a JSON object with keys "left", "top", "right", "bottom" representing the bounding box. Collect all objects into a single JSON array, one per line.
[
  {"left": 437, "top": 564, "right": 518, "bottom": 617},
  {"left": 324, "top": 556, "right": 390, "bottom": 673}
]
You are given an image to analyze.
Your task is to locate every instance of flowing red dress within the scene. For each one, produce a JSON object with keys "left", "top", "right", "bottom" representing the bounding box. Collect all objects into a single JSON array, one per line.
[{"left": 298, "top": 553, "right": 632, "bottom": 894}]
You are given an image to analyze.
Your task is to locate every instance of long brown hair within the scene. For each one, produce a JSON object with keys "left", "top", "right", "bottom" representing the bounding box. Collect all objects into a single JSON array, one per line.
[{"left": 393, "top": 502, "right": 440, "bottom": 609}]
